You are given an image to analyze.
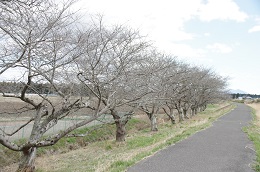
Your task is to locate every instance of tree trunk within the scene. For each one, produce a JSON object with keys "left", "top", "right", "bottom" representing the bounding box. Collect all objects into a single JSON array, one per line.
[
  {"left": 115, "top": 120, "right": 127, "bottom": 142},
  {"left": 166, "top": 108, "right": 176, "bottom": 124},
  {"left": 111, "top": 109, "right": 127, "bottom": 142},
  {"left": 17, "top": 147, "right": 37, "bottom": 172},
  {"left": 177, "top": 108, "right": 184, "bottom": 122},
  {"left": 195, "top": 108, "right": 198, "bottom": 115},
  {"left": 17, "top": 107, "right": 43, "bottom": 172},
  {"left": 183, "top": 109, "right": 189, "bottom": 119},
  {"left": 150, "top": 113, "right": 158, "bottom": 131},
  {"left": 191, "top": 108, "right": 195, "bottom": 117},
  {"left": 146, "top": 112, "right": 158, "bottom": 131},
  {"left": 202, "top": 104, "right": 207, "bottom": 111}
]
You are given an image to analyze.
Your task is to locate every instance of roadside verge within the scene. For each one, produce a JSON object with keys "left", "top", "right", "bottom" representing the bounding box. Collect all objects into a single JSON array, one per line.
[{"left": 244, "top": 103, "right": 260, "bottom": 171}]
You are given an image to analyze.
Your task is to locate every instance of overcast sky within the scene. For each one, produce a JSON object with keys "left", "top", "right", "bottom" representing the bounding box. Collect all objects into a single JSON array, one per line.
[{"left": 73, "top": 0, "right": 260, "bottom": 94}]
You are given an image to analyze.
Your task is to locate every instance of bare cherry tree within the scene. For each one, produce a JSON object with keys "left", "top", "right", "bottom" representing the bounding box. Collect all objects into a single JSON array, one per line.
[
  {"left": 138, "top": 53, "right": 177, "bottom": 131},
  {"left": 192, "top": 68, "right": 228, "bottom": 112},
  {"left": 0, "top": 1, "right": 111, "bottom": 171},
  {"left": 76, "top": 18, "right": 152, "bottom": 141},
  {"left": 0, "top": 0, "right": 56, "bottom": 75},
  {"left": 179, "top": 66, "right": 229, "bottom": 118},
  {"left": 161, "top": 62, "right": 191, "bottom": 123}
]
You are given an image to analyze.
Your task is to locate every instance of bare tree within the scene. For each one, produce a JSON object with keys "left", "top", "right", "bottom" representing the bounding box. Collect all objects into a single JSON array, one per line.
[
  {"left": 0, "top": 0, "right": 58, "bottom": 75},
  {"left": 0, "top": 1, "right": 112, "bottom": 171},
  {"left": 161, "top": 62, "right": 191, "bottom": 123},
  {"left": 76, "top": 18, "right": 151, "bottom": 141},
  {"left": 177, "top": 66, "right": 229, "bottom": 118},
  {"left": 135, "top": 53, "right": 177, "bottom": 131}
]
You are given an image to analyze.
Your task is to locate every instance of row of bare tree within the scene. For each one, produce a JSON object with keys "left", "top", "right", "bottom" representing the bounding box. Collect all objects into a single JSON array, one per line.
[{"left": 0, "top": 0, "right": 228, "bottom": 171}]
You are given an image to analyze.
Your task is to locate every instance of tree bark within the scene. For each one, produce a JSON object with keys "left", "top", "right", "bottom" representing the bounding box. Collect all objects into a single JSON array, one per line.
[
  {"left": 195, "top": 108, "right": 198, "bottom": 115},
  {"left": 163, "top": 107, "right": 175, "bottom": 124},
  {"left": 111, "top": 109, "right": 127, "bottom": 142},
  {"left": 183, "top": 109, "right": 189, "bottom": 119},
  {"left": 201, "top": 104, "right": 207, "bottom": 111},
  {"left": 191, "top": 108, "right": 195, "bottom": 117},
  {"left": 17, "top": 147, "right": 37, "bottom": 172},
  {"left": 178, "top": 111, "right": 184, "bottom": 122},
  {"left": 168, "top": 114, "right": 176, "bottom": 124},
  {"left": 17, "top": 107, "right": 43, "bottom": 172},
  {"left": 150, "top": 114, "right": 158, "bottom": 131},
  {"left": 115, "top": 121, "right": 127, "bottom": 142},
  {"left": 145, "top": 112, "right": 158, "bottom": 131},
  {"left": 175, "top": 102, "right": 184, "bottom": 122},
  {"left": 176, "top": 107, "right": 184, "bottom": 122}
]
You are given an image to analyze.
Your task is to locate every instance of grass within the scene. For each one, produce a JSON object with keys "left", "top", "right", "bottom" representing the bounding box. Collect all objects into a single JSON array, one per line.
[
  {"left": 37, "top": 122, "right": 118, "bottom": 156},
  {"left": 243, "top": 107, "right": 260, "bottom": 171},
  {"left": 0, "top": 145, "right": 20, "bottom": 168},
  {"left": 1, "top": 102, "right": 235, "bottom": 172},
  {"left": 0, "top": 138, "right": 29, "bottom": 168}
]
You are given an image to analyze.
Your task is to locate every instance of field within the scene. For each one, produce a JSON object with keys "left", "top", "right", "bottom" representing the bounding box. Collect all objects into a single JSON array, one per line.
[
  {"left": 0, "top": 94, "right": 111, "bottom": 141},
  {"left": 0, "top": 101, "right": 234, "bottom": 172}
]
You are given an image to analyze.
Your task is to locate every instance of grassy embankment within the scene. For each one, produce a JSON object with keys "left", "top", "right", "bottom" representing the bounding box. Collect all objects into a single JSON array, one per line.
[
  {"left": 244, "top": 103, "right": 260, "bottom": 171},
  {"left": 1, "top": 102, "right": 234, "bottom": 172}
]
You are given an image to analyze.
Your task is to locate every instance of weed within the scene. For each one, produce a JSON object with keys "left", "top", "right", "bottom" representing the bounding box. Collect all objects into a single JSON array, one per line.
[
  {"left": 105, "top": 144, "right": 112, "bottom": 150},
  {"left": 110, "top": 160, "right": 133, "bottom": 172},
  {"left": 0, "top": 145, "right": 20, "bottom": 168},
  {"left": 243, "top": 107, "right": 260, "bottom": 172}
]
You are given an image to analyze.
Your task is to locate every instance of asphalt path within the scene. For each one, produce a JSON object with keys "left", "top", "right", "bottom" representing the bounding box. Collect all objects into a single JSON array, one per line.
[{"left": 128, "top": 103, "right": 256, "bottom": 172}]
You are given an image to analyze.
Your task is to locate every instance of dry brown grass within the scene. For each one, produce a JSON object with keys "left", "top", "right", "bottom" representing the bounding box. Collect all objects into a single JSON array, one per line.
[{"left": 247, "top": 103, "right": 260, "bottom": 126}]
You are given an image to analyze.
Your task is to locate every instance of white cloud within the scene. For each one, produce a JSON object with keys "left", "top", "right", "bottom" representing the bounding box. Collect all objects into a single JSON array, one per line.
[
  {"left": 204, "top": 32, "right": 211, "bottom": 37},
  {"left": 197, "top": 0, "right": 248, "bottom": 22},
  {"left": 74, "top": 0, "right": 203, "bottom": 42},
  {"left": 248, "top": 25, "right": 260, "bottom": 33},
  {"left": 171, "top": 43, "right": 206, "bottom": 58},
  {"left": 206, "top": 43, "right": 232, "bottom": 53},
  {"left": 153, "top": 41, "right": 207, "bottom": 60},
  {"left": 73, "top": 0, "right": 249, "bottom": 45}
]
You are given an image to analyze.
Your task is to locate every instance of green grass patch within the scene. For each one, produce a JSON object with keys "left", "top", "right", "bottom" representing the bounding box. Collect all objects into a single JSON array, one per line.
[
  {"left": 0, "top": 145, "right": 20, "bottom": 168},
  {"left": 243, "top": 108, "right": 260, "bottom": 171},
  {"left": 110, "top": 160, "right": 134, "bottom": 172},
  {"left": 37, "top": 117, "right": 147, "bottom": 156},
  {"left": 206, "top": 104, "right": 217, "bottom": 109},
  {"left": 37, "top": 123, "right": 117, "bottom": 156}
]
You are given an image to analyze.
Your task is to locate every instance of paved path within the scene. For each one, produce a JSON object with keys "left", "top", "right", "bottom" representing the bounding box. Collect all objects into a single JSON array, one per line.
[{"left": 128, "top": 103, "right": 256, "bottom": 172}]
